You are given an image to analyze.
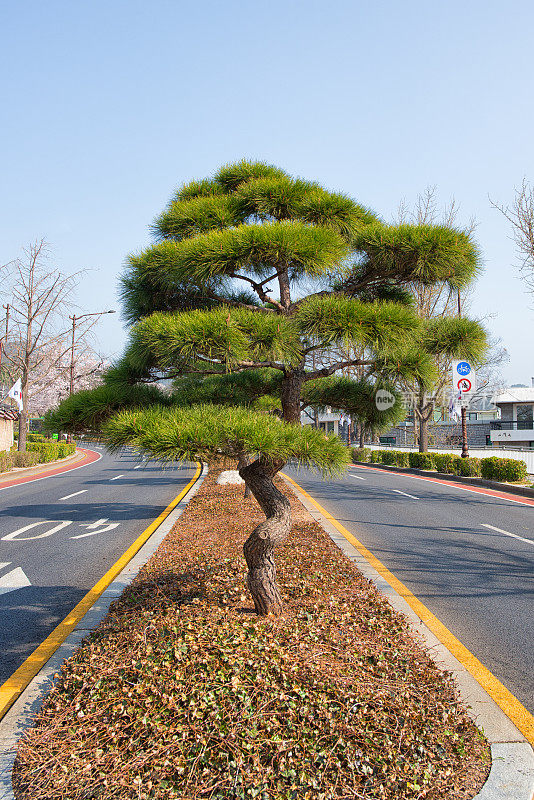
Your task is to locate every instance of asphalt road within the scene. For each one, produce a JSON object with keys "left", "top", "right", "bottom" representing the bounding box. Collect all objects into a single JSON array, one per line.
[
  {"left": 284, "top": 463, "right": 534, "bottom": 714},
  {"left": 0, "top": 447, "right": 195, "bottom": 684}
]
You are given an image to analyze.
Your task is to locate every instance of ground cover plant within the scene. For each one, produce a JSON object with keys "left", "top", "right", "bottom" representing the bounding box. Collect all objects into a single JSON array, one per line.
[{"left": 13, "top": 467, "right": 490, "bottom": 800}]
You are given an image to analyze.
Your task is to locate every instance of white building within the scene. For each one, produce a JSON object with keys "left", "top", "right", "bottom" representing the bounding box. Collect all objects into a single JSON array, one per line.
[
  {"left": 490, "top": 387, "right": 534, "bottom": 447},
  {"left": 301, "top": 406, "right": 340, "bottom": 435}
]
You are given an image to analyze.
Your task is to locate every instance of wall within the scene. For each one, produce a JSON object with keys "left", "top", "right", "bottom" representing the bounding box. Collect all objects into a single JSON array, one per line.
[
  {"left": 376, "top": 422, "right": 492, "bottom": 449},
  {"left": 0, "top": 419, "right": 14, "bottom": 452}
]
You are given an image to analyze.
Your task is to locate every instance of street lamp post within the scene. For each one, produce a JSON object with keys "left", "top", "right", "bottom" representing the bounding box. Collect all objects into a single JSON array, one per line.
[
  {"left": 66, "top": 309, "right": 115, "bottom": 443},
  {"left": 68, "top": 310, "right": 115, "bottom": 396}
]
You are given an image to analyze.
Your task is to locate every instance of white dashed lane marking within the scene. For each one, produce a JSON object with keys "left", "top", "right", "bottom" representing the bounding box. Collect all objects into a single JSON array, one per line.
[
  {"left": 59, "top": 490, "right": 88, "bottom": 501},
  {"left": 392, "top": 489, "right": 419, "bottom": 500},
  {"left": 482, "top": 523, "right": 534, "bottom": 546}
]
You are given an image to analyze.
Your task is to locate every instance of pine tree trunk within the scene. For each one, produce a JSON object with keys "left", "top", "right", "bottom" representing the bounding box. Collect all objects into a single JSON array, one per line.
[
  {"left": 239, "top": 456, "right": 290, "bottom": 616},
  {"left": 417, "top": 388, "right": 430, "bottom": 453},
  {"left": 280, "top": 370, "right": 304, "bottom": 424},
  {"left": 237, "top": 453, "right": 253, "bottom": 498}
]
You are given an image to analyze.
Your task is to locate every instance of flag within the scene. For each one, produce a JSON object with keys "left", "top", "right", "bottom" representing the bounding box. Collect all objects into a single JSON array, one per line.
[
  {"left": 448, "top": 389, "right": 461, "bottom": 421},
  {"left": 7, "top": 379, "right": 23, "bottom": 411}
]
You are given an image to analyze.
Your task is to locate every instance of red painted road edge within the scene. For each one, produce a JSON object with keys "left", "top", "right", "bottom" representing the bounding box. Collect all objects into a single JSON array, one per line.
[
  {"left": 0, "top": 448, "right": 101, "bottom": 490},
  {"left": 352, "top": 463, "right": 534, "bottom": 507}
]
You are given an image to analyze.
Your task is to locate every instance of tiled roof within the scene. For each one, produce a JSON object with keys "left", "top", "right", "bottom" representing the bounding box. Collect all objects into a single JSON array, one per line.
[
  {"left": 0, "top": 406, "right": 19, "bottom": 420},
  {"left": 494, "top": 388, "right": 534, "bottom": 404}
]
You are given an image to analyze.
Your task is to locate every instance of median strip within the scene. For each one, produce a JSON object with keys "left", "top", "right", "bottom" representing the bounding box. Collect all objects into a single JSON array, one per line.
[{"left": 10, "top": 466, "right": 491, "bottom": 800}]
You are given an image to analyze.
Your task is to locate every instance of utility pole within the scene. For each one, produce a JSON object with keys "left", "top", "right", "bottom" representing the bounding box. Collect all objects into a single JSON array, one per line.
[{"left": 0, "top": 304, "right": 9, "bottom": 400}]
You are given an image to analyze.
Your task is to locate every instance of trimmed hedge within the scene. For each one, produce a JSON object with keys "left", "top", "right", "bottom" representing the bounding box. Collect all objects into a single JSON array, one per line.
[
  {"left": 350, "top": 447, "right": 371, "bottom": 463},
  {"left": 481, "top": 456, "right": 527, "bottom": 483},
  {"left": 1, "top": 442, "right": 77, "bottom": 473},
  {"left": 13, "top": 432, "right": 47, "bottom": 442},
  {"left": 408, "top": 452, "right": 435, "bottom": 470},
  {"left": 455, "top": 456, "right": 481, "bottom": 477},
  {"left": 0, "top": 451, "right": 41, "bottom": 473},
  {"left": 26, "top": 442, "right": 76, "bottom": 462},
  {"left": 351, "top": 448, "right": 528, "bottom": 483}
]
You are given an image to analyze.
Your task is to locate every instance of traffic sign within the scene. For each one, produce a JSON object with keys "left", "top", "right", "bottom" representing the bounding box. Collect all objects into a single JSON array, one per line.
[
  {"left": 457, "top": 378, "right": 472, "bottom": 392},
  {"left": 452, "top": 360, "right": 476, "bottom": 398}
]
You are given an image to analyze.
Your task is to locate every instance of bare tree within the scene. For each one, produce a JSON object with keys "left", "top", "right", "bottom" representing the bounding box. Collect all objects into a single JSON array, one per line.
[
  {"left": 491, "top": 180, "right": 534, "bottom": 293},
  {"left": 396, "top": 188, "right": 482, "bottom": 448},
  {"left": 1, "top": 240, "right": 91, "bottom": 450}
]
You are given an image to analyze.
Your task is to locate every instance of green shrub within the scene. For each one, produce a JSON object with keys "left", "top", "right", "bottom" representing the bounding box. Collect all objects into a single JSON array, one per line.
[
  {"left": 351, "top": 447, "right": 371, "bottom": 463},
  {"left": 27, "top": 442, "right": 60, "bottom": 462},
  {"left": 12, "top": 451, "right": 40, "bottom": 468},
  {"left": 394, "top": 450, "right": 410, "bottom": 467},
  {"left": 370, "top": 450, "right": 382, "bottom": 463},
  {"left": 379, "top": 449, "right": 399, "bottom": 465},
  {"left": 433, "top": 453, "right": 456, "bottom": 474},
  {"left": 481, "top": 456, "right": 527, "bottom": 483},
  {"left": 454, "top": 456, "right": 481, "bottom": 477},
  {"left": 0, "top": 453, "right": 13, "bottom": 473},
  {"left": 408, "top": 451, "right": 435, "bottom": 470}
]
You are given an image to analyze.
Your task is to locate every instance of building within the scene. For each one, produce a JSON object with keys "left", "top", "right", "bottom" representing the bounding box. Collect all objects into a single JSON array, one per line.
[
  {"left": 0, "top": 406, "right": 19, "bottom": 451},
  {"left": 490, "top": 388, "right": 534, "bottom": 448},
  {"left": 301, "top": 406, "right": 340, "bottom": 435}
]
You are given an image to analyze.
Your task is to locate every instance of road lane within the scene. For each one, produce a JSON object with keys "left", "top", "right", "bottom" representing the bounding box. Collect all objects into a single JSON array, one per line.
[
  {"left": 0, "top": 448, "right": 195, "bottom": 683},
  {"left": 284, "top": 463, "right": 534, "bottom": 713}
]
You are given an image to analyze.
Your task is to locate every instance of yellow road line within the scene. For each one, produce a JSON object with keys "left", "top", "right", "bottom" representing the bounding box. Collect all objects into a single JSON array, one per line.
[
  {"left": 0, "top": 463, "right": 202, "bottom": 721},
  {"left": 282, "top": 472, "right": 534, "bottom": 746}
]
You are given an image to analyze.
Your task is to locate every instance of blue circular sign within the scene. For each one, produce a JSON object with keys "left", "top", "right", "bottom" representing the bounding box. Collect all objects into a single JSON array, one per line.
[{"left": 457, "top": 361, "right": 471, "bottom": 376}]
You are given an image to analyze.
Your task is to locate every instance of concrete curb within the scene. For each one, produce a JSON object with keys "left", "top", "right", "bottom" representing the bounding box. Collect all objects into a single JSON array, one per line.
[
  {"left": 0, "top": 463, "right": 208, "bottom": 799},
  {"left": 281, "top": 474, "right": 534, "bottom": 800},
  {"left": 352, "top": 460, "right": 534, "bottom": 499}
]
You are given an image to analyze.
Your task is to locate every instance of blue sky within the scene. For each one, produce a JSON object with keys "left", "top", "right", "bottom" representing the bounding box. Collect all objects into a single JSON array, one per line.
[{"left": 2, "top": 0, "right": 533, "bottom": 383}]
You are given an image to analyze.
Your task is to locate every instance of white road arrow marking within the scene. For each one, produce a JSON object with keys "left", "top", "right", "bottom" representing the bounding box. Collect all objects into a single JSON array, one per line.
[
  {"left": 481, "top": 524, "right": 534, "bottom": 546},
  {"left": 59, "top": 490, "right": 88, "bottom": 501},
  {"left": 392, "top": 489, "right": 419, "bottom": 500},
  {"left": 79, "top": 518, "right": 109, "bottom": 530},
  {"left": 2, "top": 520, "right": 73, "bottom": 541},
  {"left": 0, "top": 563, "right": 31, "bottom": 595},
  {"left": 71, "top": 523, "right": 120, "bottom": 540}
]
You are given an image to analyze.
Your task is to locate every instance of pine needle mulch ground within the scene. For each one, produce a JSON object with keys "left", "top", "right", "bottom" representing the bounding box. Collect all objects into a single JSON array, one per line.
[{"left": 13, "top": 466, "right": 490, "bottom": 800}]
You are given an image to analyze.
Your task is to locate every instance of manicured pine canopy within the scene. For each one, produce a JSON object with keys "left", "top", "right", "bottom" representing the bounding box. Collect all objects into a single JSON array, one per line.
[{"left": 48, "top": 160, "right": 485, "bottom": 615}]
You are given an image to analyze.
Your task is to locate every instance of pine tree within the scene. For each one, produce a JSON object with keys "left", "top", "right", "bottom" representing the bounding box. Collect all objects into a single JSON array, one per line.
[{"left": 47, "top": 160, "right": 482, "bottom": 615}]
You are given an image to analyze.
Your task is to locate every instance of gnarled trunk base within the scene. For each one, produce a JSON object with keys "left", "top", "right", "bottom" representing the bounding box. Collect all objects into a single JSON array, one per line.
[{"left": 239, "top": 457, "right": 291, "bottom": 616}]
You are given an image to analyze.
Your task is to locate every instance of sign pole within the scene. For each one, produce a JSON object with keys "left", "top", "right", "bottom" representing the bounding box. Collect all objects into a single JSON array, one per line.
[{"left": 461, "top": 405, "right": 469, "bottom": 458}]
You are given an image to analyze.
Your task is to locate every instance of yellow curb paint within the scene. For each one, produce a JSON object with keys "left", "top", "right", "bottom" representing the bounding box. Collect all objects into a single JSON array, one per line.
[
  {"left": 282, "top": 472, "right": 534, "bottom": 747},
  {"left": 0, "top": 462, "right": 202, "bottom": 722}
]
